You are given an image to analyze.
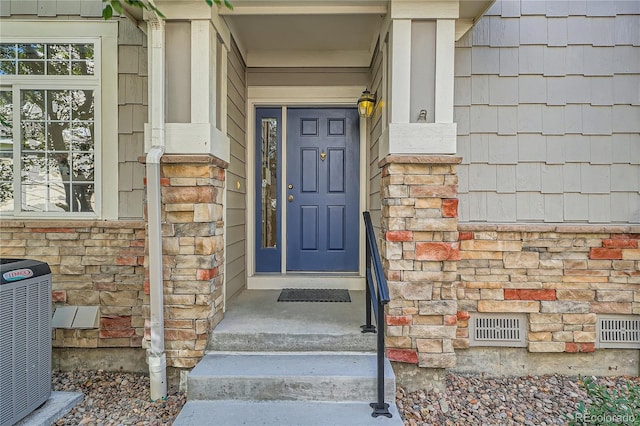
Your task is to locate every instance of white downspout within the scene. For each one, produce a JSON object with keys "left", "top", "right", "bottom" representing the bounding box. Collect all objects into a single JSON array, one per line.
[{"left": 146, "top": 11, "right": 167, "bottom": 402}]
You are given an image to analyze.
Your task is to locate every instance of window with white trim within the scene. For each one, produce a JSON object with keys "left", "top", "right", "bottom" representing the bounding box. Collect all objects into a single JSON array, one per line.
[{"left": 0, "top": 40, "right": 100, "bottom": 216}]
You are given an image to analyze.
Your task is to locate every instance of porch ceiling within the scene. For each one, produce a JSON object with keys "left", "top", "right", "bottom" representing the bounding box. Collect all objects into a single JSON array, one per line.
[
  {"left": 222, "top": 2, "right": 387, "bottom": 68},
  {"left": 221, "top": 0, "right": 493, "bottom": 68}
]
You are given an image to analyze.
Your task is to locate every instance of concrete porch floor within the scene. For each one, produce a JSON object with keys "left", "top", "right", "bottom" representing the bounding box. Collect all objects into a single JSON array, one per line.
[{"left": 208, "top": 290, "right": 377, "bottom": 352}]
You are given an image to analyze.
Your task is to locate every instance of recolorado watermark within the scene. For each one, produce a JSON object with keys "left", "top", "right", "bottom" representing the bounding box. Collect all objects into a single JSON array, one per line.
[{"left": 574, "top": 412, "right": 637, "bottom": 424}]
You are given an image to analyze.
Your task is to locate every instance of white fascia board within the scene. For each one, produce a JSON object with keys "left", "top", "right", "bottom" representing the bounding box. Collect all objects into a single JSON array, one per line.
[
  {"left": 380, "top": 122, "right": 457, "bottom": 157},
  {"left": 211, "top": 7, "right": 233, "bottom": 47},
  {"left": 0, "top": 20, "right": 117, "bottom": 37},
  {"left": 164, "top": 123, "right": 230, "bottom": 163},
  {"left": 247, "top": 85, "right": 363, "bottom": 103},
  {"left": 391, "top": 0, "right": 459, "bottom": 19},
  {"left": 219, "top": 5, "right": 388, "bottom": 15},
  {"left": 455, "top": 18, "right": 473, "bottom": 41},
  {"left": 245, "top": 50, "right": 372, "bottom": 68},
  {"left": 154, "top": 1, "right": 211, "bottom": 19}
]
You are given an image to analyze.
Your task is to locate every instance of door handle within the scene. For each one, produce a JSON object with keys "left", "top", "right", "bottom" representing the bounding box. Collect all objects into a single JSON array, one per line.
[{"left": 288, "top": 195, "right": 294, "bottom": 202}]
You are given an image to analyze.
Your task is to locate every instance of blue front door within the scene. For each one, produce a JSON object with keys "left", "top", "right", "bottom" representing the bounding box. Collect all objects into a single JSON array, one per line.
[{"left": 286, "top": 108, "right": 360, "bottom": 271}]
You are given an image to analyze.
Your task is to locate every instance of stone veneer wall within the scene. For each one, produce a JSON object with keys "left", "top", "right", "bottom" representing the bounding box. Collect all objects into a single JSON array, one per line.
[
  {"left": 380, "top": 156, "right": 462, "bottom": 368},
  {"left": 142, "top": 155, "right": 227, "bottom": 368},
  {"left": 0, "top": 220, "right": 147, "bottom": 351},
  {"left": 455, "top": 225, "right": 640, "bottom": 353}
]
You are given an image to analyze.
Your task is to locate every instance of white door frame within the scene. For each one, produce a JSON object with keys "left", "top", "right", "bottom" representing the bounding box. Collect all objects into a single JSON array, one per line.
[{"left": 246, "top": 86, "right": 367, "bottom": 290}]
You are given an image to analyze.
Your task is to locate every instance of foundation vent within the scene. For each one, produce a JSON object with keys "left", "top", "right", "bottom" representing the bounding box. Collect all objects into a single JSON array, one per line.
[
  {"left": 596, "top": 315, "right": 640, "bottom": 349},
  {"left": 469, "top": 313, "right": 527, "bottom": 347}
]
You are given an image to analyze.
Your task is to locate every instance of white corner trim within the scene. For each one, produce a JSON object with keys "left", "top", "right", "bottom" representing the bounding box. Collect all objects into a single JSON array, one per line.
[
  {"left": 101, "top": 35, "right": 119, "bottom": 220},
  {"left": 381, "top": 122, "right": 457, "bottom": 157}
]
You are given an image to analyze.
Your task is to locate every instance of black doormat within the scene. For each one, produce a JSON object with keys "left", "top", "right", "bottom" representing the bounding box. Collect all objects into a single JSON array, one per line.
[{"left": 277, "top": 288, "right": 351, "bottom": 303}]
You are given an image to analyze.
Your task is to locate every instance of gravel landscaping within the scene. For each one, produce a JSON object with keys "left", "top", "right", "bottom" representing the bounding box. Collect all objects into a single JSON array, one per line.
[{"left": 52, "top": 370, "right": 639, "bottom": 425}]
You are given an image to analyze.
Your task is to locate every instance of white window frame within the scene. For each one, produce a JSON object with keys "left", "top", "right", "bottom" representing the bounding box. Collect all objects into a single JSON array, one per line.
[{"left": 0, "top": 21, "right": 118, "bottom": 219}]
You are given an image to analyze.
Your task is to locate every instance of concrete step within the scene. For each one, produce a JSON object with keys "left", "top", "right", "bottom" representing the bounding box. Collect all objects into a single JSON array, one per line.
[
  {"left": 208, "top": 330, "right": 376, "bottom": 352},
  {"left": 187, "top": 353, "right": 396, "bottom": 403},
  {"left": 173, "top": 400, "right": 404, "bottom": 426},
  {"left": 207, "top": 290, "right": 377, "bottom": 352}
]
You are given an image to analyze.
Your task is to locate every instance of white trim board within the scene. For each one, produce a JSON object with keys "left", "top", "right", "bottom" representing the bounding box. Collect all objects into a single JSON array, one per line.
[{"left": 245, "top": 86, "right": 368, "bottom": 292}]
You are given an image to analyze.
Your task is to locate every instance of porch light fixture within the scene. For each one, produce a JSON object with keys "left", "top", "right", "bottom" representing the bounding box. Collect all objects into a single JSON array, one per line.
[{"left": 357, "top": 88, "right": 376, "bottom": 119}]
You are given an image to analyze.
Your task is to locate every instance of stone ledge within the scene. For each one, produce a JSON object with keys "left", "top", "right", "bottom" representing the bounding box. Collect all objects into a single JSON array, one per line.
[
  {"left": 0, "top": 220, "right": 146, "bottom": 229},
  {"left": 458, "top": 223, "right": 640, "bottom": 234},
  {"left": 379, "top": 155, "right": 462, "bottom": 167}
]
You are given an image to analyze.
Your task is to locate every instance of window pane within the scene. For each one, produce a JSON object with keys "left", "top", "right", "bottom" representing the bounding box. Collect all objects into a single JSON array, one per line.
[
  {"left": 21, "top": 90, "right": 45, "bottom": 120},
  {"left": 18, "top": 61, "right": 44, "bottom": 75},
  {"left": 22, "top": 184, "right": 67, "bottom": 212},
  {"left": 71, "top": 44, "right": 94, "bottom": 75},
  {"left": 260, "top": 118, "right": 278, "bottom": 248},
  {"left": 47, "top": 60, "right": 70, "bottom": 76},
  {"left": 0, "top": 44, "right": 17, "bottom": 60},
  {"left": 0, "top": 90, "right": 13, "bottom": 212},
  {"left": 47, "top": 44, "right": 70, "bottom": 60},
  {"left": 19, "top": 89, "right": 95, "bottom": 214},
  {"left": 70, "top": 90, "right": 93, "bottom": 121},
  {"left": 0, "top": 90, "right": 13, "bottom": 149},
  {"left": 22, "top": 121, "right": 45, "bottom": 150},
  {"left": 0, "top": 61, "right": 16, "bottom": 75},
  {"left": 17, "top": 44, "right": 44, "bottom": 59},
  {"left": 0, "top": 155, "right": 13, "bottom": 212}
]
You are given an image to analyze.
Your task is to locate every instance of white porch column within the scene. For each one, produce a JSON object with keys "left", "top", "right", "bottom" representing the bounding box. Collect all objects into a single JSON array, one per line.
[
  {"left": 380, "top": 0, "right": 459, "bottom": 158},
  {"left": 162, "top": 18, "right": 230, "bottom": 163}
]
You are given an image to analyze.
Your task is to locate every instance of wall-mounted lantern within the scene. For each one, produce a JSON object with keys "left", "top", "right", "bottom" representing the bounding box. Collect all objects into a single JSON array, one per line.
[{"left": 357, "top": 88, "right": 376, "bottom": 119}]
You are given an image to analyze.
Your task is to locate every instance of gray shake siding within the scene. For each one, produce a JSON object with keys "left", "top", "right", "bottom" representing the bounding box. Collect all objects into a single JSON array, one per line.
[{"left": 455, "top": 0, "right": 640, "bottom": 224}]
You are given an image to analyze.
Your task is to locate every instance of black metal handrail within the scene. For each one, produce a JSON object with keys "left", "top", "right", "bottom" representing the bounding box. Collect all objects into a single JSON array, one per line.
[{"left": 361, "top": 211, "right": 392, "bottom": 418}]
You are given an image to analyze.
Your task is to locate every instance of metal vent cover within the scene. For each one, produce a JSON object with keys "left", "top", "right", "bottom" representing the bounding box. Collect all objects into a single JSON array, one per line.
[
  {"left": 469, "top": 313, "right": 527, "bottom": 347},
  {"left": 596, "top": 315, "right": 640, "bottom": 349}
]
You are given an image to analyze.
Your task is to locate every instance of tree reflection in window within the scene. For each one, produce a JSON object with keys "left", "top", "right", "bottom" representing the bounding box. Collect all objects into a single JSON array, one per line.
[
  {"left": 0, "top": 90, "right": 13, "bottom": 211},
  {"left": 261, "top": 118, "right": 278, "bottom": 248},
  {"left": 20, "top": 88, "right": 95, "bottom": 213},
  {"left": 0, "top": 43, "right": 94, "bottom": 76},
  {"left": 0, "top": 41, "right": 96, "bottom": 214}
]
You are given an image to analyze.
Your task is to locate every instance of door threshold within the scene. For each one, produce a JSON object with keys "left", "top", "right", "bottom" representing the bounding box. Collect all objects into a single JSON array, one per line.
[{"left": 247, "top": 274, "right": 365, "bottom": 290}]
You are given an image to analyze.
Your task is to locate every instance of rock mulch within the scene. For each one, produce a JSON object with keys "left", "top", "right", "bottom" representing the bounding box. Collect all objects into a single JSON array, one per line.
[
  {"left": 397, "top": 373, "right": 640, "bottom": 426},
  {"left": 52, "top": 370, "right": 185, "bottom": 425},
  {"left": 53, "top": 370, "right": 639, "bottom": 425}
]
